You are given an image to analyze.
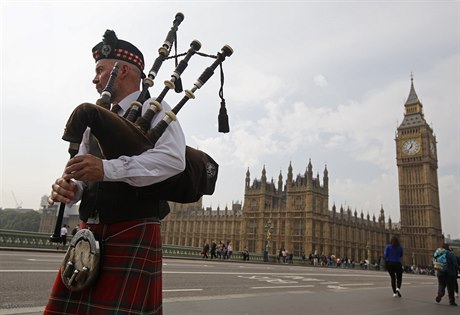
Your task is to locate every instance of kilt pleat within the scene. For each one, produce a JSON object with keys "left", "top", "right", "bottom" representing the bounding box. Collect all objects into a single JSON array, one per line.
[{"left": 44, "top": 219, "right": 163, "bottom": 315}]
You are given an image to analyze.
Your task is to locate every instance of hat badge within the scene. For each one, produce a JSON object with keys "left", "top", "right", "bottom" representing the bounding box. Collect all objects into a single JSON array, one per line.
[{"left": 101, "top": 44, "right": 112, "bottom": 57}]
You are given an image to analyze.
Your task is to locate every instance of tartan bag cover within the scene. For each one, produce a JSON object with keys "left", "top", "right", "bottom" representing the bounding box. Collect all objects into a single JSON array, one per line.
[{"left": 44, "top": 218, "right": 162, "bottom": 314}]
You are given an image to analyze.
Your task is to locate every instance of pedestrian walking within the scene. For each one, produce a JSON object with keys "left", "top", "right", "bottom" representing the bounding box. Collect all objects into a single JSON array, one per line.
[
  {"left": 59, "top": 225, "right": 68, "bottom": 250},
  {"left": 454, "top": 254, "right": 459, "bottom": 299},
  {"left": 202, "top": 242, "right": 210, "bottom": 259},
  {"left": 242, "top": 247, "right": 250, "bottom": 261},
  {"left": 210, "top": 241, "right": 217, "bottom": 259},
  {"left": 384, "top": 236, "right": 403, "bottom": 298},
  {"left": 227, "top": 241, "right": 233, "bottom": 259},
  {"left": 433, "top": 243, "right": 458, "bottom": 306}
]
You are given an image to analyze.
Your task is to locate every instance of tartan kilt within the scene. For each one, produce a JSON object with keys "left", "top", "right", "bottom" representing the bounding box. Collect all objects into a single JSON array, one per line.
[{"left": 44, "top": 219, "right": 162, "bottom": 315}]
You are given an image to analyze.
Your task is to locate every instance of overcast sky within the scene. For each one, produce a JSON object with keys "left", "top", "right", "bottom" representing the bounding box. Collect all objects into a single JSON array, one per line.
[{"left": 1, "top": 1, "right": 459, "bottom": 239}]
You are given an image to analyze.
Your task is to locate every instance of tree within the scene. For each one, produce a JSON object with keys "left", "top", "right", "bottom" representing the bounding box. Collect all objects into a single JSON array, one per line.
[{"left": 0, "top": 210, "right": 41, "bottom": 232}]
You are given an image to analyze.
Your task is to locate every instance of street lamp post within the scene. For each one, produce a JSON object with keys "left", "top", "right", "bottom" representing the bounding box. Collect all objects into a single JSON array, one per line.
[
  {"left": 264, "top": 220, "right": 274, "bottom": 262},
  {"left": 366, "top": 241, "right": 371, "bottom": 269}
]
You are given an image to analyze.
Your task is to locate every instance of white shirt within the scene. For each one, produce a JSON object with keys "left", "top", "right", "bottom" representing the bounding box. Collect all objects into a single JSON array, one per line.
[
  {"left": 72, "top": 91, "right": 186, "bottom": 203},
  {"left": 60, "top": 226, "right": 68, "bottom": 236}
]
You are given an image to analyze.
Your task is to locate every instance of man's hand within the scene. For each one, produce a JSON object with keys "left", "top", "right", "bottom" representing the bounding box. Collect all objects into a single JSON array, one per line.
[
  {"left": 63, "top": 154, "right": 104, "bottom": 182},
  {"left": 48, "top": 177, "right": 77, "bottom": 205}
]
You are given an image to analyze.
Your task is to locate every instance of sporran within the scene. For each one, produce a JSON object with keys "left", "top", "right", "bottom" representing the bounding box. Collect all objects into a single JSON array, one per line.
[{"left": 60, "top": 228, "right": 101, "bottom": 292}]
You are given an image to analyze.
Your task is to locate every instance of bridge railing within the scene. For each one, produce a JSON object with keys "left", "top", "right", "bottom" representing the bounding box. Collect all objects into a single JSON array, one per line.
[
  {"left": 0, "top": 229, "right": 267, "bottom": 262},
  {"left": 0, "top": 229, "right": 57, "bottom": 249},
  {"left": 0, "top": 229, "right": 384, "bottom": 269}
]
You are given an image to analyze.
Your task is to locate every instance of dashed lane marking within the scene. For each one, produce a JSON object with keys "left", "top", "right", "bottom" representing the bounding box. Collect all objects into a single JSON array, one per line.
[
  {"left": 250, "top": 285, "right": 315, "bottom": 289},
  {"left": 164, "top": 289, "right": 203, "bottom": 292},
  {"left": 327, "top": 285, "right": 347, "bottom": 290},
  {"left": 0, "top": 270, "right": 57, "bottom": 272}
]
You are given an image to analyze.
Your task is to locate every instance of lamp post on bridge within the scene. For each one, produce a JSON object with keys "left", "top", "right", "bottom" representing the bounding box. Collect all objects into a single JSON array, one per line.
[
  {"left": 264, "top": 220, "right": 274, "bottom": 262},
  {"left": 366, "top": 241, "right": 371, "bottom": 268}
]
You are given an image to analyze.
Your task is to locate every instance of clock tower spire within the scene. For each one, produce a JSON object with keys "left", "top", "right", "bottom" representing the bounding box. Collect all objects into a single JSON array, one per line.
[
  {"left": 395, "top": 76, "right": 443, "bottom": 266},
  {"left": 404, "top": 74, "right": 423, "bottom": 116}
]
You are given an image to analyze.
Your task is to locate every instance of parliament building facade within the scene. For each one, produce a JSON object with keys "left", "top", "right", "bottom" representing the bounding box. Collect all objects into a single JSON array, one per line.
[{"left": 162, "top": 79, "right": 444, "bottom": 266}]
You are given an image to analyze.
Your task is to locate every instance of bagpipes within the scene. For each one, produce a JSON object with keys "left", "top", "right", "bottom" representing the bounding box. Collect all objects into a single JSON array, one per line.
[
  {"left": 52, "top": 12, "right": 233, "bottom": 291},
  {"left": 52, "top": 12, "right": 233, "bottom": 234},
  {"left": 61, "top": 42, "right": 232, "bottom": 203}
]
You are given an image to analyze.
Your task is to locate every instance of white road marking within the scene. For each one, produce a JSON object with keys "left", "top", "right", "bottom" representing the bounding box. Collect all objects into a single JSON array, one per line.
[
  {"left": 301, "top": 278, "right": 322, "bottom": 281},
  {"left": 164, "top": 292, "right": 274, "bottom": 303},
  {"left": 163, "top": 288, "right": 203, "bottom": 292},
  {"left": 0, "top": 270, "right": 57, "bottom": 272},
  {"left": 0, "top": 253, "right": 62, "bottom": 258},
  {"left": 26, "top": 258, "right": 60, "bottom": 262},
  {"left": 238, "top": 265, "right": 274, "bottom": 269},
  {"left": 327, "top": 285, "right": 347, "bottom": 290},
  {"left": 163, "top": 263, "right": 213, "bottom": 268},
  {"left": 282, "top": 275, "right": 310, "bottom": 280},
  {"left": 163, "top": 271, "right": 390, "bottom": 278},
  {"left": 0, "top": 306, "right": 44, "bottom": 315},
  {"left": 250, "top": 285, "right": 315, "bottom": 289}
]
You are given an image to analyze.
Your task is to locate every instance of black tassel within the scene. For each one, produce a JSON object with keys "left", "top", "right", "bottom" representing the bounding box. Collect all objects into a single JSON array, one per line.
[
  {"left": 218, "top": 63, "right": 229, "bottom": 133},
  {"left": 218, "top": 100, "right": 229, "bottom": 133}
]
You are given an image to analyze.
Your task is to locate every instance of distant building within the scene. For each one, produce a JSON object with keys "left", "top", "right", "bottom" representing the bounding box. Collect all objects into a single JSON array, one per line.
[
  {"left": 38, "top": 202, "right": 80, "bottom": 234},
  {"left": 162, "top": 78, "right": 445, "bottom": 267},
  {"left": 162, "top": 199, "right": 243, "bottom": 249},
  {"left": 39, "top": 204, "right": 58, "bottom": 233},
  {"left": 163, "top": 161, "right": 398, "bottom": 264}
]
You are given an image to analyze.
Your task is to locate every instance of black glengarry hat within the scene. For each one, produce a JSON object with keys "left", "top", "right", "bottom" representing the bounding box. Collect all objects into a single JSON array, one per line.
[{"left": 92, "top": 30, "right": 144, "bottom": 71}]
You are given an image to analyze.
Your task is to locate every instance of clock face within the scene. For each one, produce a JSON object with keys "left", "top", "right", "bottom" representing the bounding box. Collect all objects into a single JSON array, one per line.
[
  {"left": 402, "top": 139, "right": 420, "bottom": 155},
  {"left": 430, "top": 141, "right": 436, "bottom": 155}
]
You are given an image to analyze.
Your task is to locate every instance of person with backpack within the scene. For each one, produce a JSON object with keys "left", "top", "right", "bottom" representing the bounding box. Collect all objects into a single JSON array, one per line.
[
  {"left": 384, "top": 236, "right": 404, "bottom": 297},
  {"left": 455, "top": 253, "right": 459, "bottom": 299},
  {"left": 433, "top": 243, "right": 459, "bottom": 306}
]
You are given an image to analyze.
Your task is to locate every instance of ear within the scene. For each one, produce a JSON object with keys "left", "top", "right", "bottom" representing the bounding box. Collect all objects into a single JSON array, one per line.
[{"left": 117, "top": 63, "right": 130, "bottom": 80}]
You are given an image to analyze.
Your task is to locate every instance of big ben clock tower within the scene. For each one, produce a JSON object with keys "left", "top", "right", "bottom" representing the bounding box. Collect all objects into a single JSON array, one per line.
[{"left": 395, "top": 76, "right": 444, "bottom": 266}]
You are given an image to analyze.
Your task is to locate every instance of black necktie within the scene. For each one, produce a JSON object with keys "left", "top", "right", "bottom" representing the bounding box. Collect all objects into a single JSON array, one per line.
[{"left": 111, "top": 104, "right": 122, "bottom": 114}]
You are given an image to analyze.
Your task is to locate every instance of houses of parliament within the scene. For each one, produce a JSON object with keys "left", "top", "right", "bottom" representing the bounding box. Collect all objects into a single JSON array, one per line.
[{"left": 161, "top": 78, "right": 444, "bottom": 266}]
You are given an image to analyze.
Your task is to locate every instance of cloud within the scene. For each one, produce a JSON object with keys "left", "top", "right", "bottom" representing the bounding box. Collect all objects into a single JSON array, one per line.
[
  {"left": 314, "top": 75, "right": 328, "bottom": 87},
  {"left": 199, "top": 54, "right": 458, "bottom": 180},
  {"left": 1, "top": 2, "right": 459, "bottom": 239},
  {"left": 227, "top": 65, "right": 285, "bottom": 106},
  {"left": 195, "top": 53, "right": 459, "bottom": 238}
]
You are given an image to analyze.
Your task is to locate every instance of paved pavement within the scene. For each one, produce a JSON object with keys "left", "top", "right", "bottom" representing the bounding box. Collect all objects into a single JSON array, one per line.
[
  {"left": 1, "top": 249, "right": 459, "bottom": 314},
  {"left": 164, "top": 285, "right": 458, "bottom": 315},
  {"left": 2, "top": 285, "right": 458, "bottom": 315}
]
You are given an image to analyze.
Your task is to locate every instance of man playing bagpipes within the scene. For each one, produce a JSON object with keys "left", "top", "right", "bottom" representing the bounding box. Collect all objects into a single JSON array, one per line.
[{"left": 44, "top": 29, "right": 185, "bottom": 314}]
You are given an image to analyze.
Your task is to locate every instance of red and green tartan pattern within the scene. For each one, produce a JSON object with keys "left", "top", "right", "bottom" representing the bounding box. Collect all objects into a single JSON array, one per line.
[{"left": 44, "top": 219, "right": 162, "bottom": 314}]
